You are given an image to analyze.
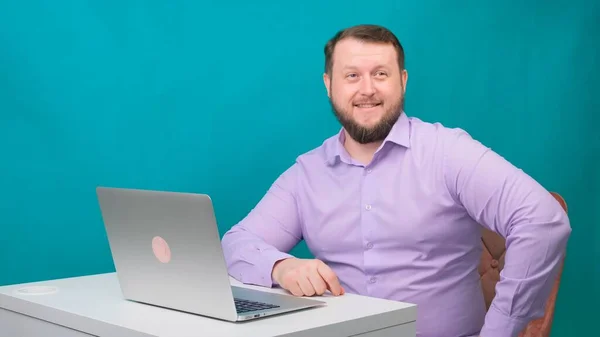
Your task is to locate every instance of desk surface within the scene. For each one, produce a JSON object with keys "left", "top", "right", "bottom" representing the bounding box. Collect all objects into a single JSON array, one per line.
[{"left": 0, "top": 273, "right": 417, "bottom": 337}]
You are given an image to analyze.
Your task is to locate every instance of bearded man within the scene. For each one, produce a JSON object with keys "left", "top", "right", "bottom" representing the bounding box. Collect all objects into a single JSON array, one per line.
[{"left": 221, "top": 24, "right": 571, "bottom": 337}]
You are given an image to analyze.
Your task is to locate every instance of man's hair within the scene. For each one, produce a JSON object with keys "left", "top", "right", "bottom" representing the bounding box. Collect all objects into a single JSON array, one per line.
[{"left": 324, "top": 24, "right": 405, "bottom": 75}]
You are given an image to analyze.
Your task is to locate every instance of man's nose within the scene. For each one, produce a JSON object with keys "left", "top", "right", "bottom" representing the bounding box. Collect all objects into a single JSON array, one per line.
[{"left": 359, "top": 77, "right": 375, "bottom": 95}]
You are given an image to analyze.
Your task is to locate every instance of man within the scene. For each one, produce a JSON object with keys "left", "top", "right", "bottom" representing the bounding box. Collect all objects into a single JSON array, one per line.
[{"left": 221, "top": 24, "right": 571, "bottom": 337}]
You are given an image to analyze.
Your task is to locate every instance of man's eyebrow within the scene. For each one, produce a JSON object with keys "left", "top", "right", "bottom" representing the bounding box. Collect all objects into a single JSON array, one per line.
[{"left": 340, "top": 65, "right": 390, "bottom": 71}]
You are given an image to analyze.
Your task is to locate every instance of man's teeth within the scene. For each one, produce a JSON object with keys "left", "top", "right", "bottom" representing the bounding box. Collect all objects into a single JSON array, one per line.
[{"left": 356, "top": 103, "right": 379, "bottom": 108}]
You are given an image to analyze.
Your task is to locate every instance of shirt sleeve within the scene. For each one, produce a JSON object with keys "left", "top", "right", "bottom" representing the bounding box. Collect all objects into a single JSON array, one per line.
[
  {"left": 221, "top": 164, "right": 302, "bottom": 287},
  {"left": 442, "top": 128, "right": 572, "bottom": 337}
]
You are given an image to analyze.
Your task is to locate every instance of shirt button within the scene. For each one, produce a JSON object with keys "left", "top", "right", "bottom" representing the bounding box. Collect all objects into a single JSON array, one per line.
[
  {"left": 366, "top": 168, "right": 372, "bottom": 173},
  {"left": 366, "top": 242, "right": 373, "bottom": 249},
  {"left": 369, "top": 277, "right": 377, "bottom": 284},
  {"left": 365, "top": 204, "right": 372, "bottom": 210}
]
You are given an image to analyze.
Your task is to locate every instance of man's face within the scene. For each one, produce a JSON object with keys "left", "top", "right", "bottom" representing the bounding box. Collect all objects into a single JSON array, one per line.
[{"left": 323, "top": 38, "right": 408, "bottom": 144}]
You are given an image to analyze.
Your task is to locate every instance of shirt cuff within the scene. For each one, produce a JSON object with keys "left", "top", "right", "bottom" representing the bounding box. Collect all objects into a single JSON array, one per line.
[
  {"left": 256, "top": 249, "right": 294, "bottom": 288},
  {"left": 479, "top": 304, "right": 530, "bottom": 337}
]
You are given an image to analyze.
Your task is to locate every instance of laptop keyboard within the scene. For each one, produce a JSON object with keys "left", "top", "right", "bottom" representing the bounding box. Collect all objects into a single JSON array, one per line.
[{"left": 234, "top": 298, "right": 280, "bottom": 313}]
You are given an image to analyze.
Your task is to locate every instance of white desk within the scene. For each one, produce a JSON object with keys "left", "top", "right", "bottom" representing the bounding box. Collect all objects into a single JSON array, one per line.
[{"left": 0, "top": 273, "right": 417, "bottom": 337}]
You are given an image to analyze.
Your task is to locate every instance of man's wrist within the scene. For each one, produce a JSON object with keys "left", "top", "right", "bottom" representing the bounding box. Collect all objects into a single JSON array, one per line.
[{"left": 271, "top": 257, "right": 295, "bottom": 285}]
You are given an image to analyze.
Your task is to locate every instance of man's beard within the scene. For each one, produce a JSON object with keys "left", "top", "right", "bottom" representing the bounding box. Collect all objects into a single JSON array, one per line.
[{"left": 330, "top": 95, "right": 404, "bottom": 144}]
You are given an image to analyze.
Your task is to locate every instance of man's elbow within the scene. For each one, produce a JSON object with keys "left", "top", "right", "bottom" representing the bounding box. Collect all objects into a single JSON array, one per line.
[
  {"left": 220, "top": 224, "right": 257, "bottom": 262},
  {"left": 221, "top": 223, "right": 250, "bottom": 247},
  {"left": 221, "top": 226, "right": 236, "bottom": 243},
  {"left": 550, "top": 209, "right": 572, "bottom": 253},
  {"left": 221, "top": 225, "right": 244, "bottom": 258}
]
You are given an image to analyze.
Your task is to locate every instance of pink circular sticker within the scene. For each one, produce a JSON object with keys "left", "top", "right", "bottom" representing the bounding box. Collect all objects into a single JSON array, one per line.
[{"left": 152, "top": 236, "right": 171, "bottom": 263}]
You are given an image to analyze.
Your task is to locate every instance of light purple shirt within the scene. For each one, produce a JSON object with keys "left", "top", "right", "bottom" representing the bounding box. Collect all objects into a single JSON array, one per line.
[{"left": 221, "top": 113, "right": 571, "bottom": 337}]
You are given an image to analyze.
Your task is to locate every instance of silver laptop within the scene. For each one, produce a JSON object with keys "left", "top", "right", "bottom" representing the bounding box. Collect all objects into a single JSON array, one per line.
[{"left": 96, "top": 186, "right": 325, "bottom": 322}]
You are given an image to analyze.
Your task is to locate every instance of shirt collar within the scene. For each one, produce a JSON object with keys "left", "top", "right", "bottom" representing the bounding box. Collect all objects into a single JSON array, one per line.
[{"left": 325, "top": 112, "right": 411, "bottom": 165}]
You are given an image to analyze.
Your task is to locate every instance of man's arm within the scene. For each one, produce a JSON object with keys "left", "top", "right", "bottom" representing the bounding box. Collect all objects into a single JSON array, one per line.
[
  {"left": 442, "top": 129, "right": 572, "bottom": 337},
  {"left": 221, "top": 164, "right": 302, "bottom": 288}
]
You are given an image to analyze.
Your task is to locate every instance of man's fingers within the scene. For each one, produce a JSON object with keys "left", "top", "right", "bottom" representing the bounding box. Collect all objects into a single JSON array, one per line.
[
  {"left": 280, "top": 260, "right": 344, "bottom": 297},
  {"left": 316, "top": 263, "right": 343, "bottom": 295},
  {"left": 286, "top": 280, "right": 304, "bottom": 297},
  {"left": 308, "top": 272, "right": 328, "bottom": 295},
  {"left": 297, "top": 277, "right": 316, "bottom": 296}
]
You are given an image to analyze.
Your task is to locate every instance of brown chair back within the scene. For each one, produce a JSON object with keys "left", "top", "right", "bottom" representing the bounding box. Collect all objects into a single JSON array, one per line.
[{"left": 478, "top": 192, "right": 567, "bottom": 337}]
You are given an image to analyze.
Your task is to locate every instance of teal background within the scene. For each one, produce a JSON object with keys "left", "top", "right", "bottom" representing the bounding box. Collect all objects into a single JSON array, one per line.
[{"left": 1, "top": 1, "right": 598, "bottom": 335}]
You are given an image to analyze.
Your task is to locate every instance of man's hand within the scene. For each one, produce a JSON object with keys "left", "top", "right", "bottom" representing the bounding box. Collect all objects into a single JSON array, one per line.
[{"left": 271, "top": 258, "right": 345, "bottom": 297}]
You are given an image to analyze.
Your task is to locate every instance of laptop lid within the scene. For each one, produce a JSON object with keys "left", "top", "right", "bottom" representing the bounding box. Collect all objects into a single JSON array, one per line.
[{"left": 96, "top": 186, "right": 239, "bottom": 321}]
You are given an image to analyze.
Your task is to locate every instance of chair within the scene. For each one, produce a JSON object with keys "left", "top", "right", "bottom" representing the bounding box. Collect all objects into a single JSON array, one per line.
[{"left": 478, "top": 192, "right": 567, "bottom": 337}]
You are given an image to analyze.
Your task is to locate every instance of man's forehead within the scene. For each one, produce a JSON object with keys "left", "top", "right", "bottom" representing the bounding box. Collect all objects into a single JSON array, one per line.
[{"left": 333, "top": 39, "right": 397, "bottom": 64}]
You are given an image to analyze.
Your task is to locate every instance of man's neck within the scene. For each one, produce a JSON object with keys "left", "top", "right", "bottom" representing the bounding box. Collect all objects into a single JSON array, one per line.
[{"left": 343, "top": 131, "right": 382, "bottom": 165}]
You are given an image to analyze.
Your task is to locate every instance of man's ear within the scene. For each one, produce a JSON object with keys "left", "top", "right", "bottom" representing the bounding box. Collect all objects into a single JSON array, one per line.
[
  {"left": 323, "top": 72, "right": 331, "bottom": 98},
  {"left": 401, "top": 69, "right": 408, "bottom": 95}
]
